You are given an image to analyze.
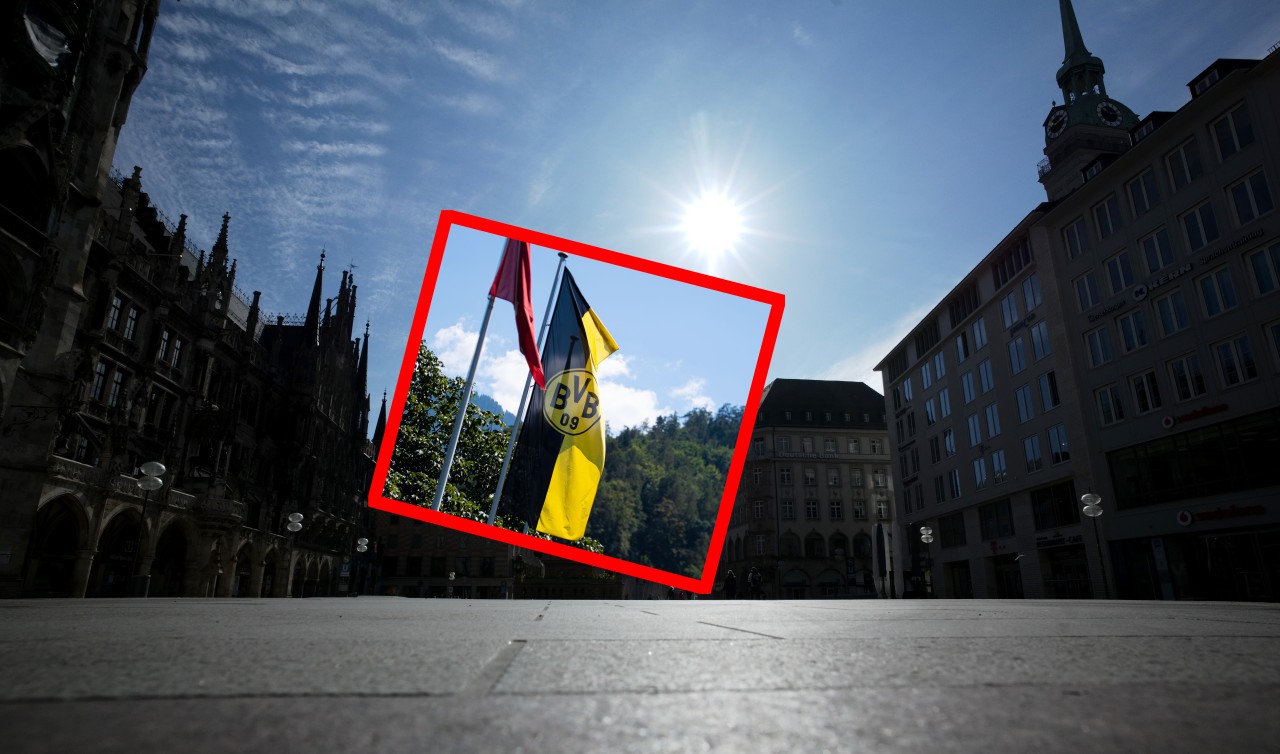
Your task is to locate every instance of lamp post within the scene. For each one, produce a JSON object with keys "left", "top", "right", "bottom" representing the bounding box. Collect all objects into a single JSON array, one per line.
[
  {"left": 919, "top": 526, "right": 934, "bottom": 598},
  {"left": 1080, "top": 493, "right": 1110, "bottom": 599},
  {"left": 130, "top": 461, "right": 166, "bottom": 598},
  {"left": 350, "top": 537, "right": 368, "bottom": 596},
  {"left": 286, "top": 512, "right": 304, "bottom": 597}
]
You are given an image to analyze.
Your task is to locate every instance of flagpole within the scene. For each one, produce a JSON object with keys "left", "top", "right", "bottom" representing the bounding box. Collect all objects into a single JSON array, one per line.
[
  {"left": 488, "top": 252, "right": 568, "bottom": 524},
  {"left": 431, "top": 250, "right": 508, "bottom": 512}
]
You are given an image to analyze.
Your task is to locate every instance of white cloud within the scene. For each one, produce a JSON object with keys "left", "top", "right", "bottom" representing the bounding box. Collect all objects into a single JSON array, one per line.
[
  {"left": 818, "top": 303, "right": 937, "bottom": 389},
  {"left": 428, "top": 37, "right": 505, "bottom": 81},
  {"left": 672, "top": 378, "right": 716, "bottom": 412},
  {"left": 598, "top": 380, "right": 670, "bottom": 434}
]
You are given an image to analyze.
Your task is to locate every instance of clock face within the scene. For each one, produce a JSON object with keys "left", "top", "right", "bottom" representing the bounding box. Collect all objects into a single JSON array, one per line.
[
  {"left": 1046, "top": 109, "right": 1069, "bottom": 139},
  {"left": 1097, "top": 101, "right": 1123, "bottom": 127}
]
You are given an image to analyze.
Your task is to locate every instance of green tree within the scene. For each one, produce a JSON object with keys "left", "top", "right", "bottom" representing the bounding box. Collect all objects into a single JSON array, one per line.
[{"left": 386, "top": 344, "right": 605, "bottom": 554}]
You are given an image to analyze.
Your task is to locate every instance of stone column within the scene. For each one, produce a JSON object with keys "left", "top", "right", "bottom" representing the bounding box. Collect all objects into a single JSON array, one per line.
[{"left": 70, "top": 549, "right": 96, "bottom": 598}]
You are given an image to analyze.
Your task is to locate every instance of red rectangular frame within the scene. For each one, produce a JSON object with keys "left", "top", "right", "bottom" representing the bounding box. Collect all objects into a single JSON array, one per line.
[{"left": 368, "top": 210, "right": 785, "bottom": 594}]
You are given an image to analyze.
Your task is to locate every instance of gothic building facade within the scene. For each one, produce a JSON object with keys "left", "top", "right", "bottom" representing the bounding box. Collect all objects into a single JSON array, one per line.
[
  {"left": 0, "top": 0, "right": 380, "bottom": 598},
  {"left": 879, "top": 0, "right": 1280, "bottom": 600}
]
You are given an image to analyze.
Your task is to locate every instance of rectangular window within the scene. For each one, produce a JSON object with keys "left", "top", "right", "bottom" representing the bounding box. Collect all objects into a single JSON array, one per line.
[
  {"left": 933, "top": 476, "right": 945, "bottom": 504},
  {"left": 944, "top": 428, "right": 956, "bottom": 457},
  {"left": 1106, "top": 251, "right": 1135, "bottom": 294},
  {"left": 755, "top": 535, "right": 767, "bottom": 556},
  {"left": 967, "top": 413, "right": 982, "bottom": 446},
  {"left": 939, "top": 512, "right": 966, "bottom": 548},
  {"left": 972, "top": 318, "right": 988, "bottom": 350},
  {"left": 1215, "top": 336, "right": 1258, "bottom": 386},
  {"left": 1155, "top": 290, "right": 1191, "bottom": 336},
  {"left": 1008, "top": 337, "right": 1027, "bottom": 374},
  {"left": 1047, "top": 424, "right": 1070, "bottom": 464},
  {"left": 956, "top": 332, "right": 971, "bottom": 363},
  {"left": 978, "top": 358, "right": 994, "bottom": 393},
  {"left": 1229, "top": 170, "right": 1274, "bottom": 225},
  {"left": 1168, "top": 353, "right": 1208, "bottom": 401},
  {"left": 1130, "top": 370, "right": 1163, "bottom": 414},
  {"left": 933, "top": 351, "right": 946, "bottom": 378},
  {"left": 1093, "top": 194, "right": 1122, "bottom": 239},
  {"left": 921, "top": 362, "right": 933, "bottom": 389},
  {"left": 961, "top": 372, "right": 975, "bottom": 404},
  {"left": 803, "top": 468, "right": 817, "bottom": 486},
  {"left": 929, "top": 435, "right": 940, "bottom": 463},
  {"left": 781, "top": 499, "right": 795, "bottom": 520},
  {"left": 1128, "top": 169, "right": 1159, "bottom": 216},
  {"left": 1030, "top": 321, "right": 1051, "bottom": 361},
  {"left": 925, "top": 399, "right": 937, "bottom": 426},
  {"left": 171, "top": 339, "right": 183, "bottom": 369},
  {"left": 1016, "top": 385, "right": 1035, "bottom": 423},
  {"left": 805, "top": 499, "right": 819, "bottom": 520},
  {"left": 1039, "top": 371, "right": 1060, "bottom": 410},
  {"left": 979, "top": 499, "right": 1015, "bottom": 540},
  {"left": 1022, "top": 274, "right": 1042, "bottom": 311},
  {"left": 1213, "top": 104, "right": 1254, "bottom": 159},
  {"left": 984, "top": 403, "right": 1001, "bottom": 438},
  {"left": 157, "top": 329, "right": 170, "bottom": 362},
  {"left": 973, "top": 458, "right": 988, "bottom": 489},
  {"left": 108, "top": 369, "right": 127, "bottom": 408},
  {"left": 828, "top": 469, "right": 840, "bottom": 487},
  {"left": 829, "top": 499, "right": 843, "bottom": 521},
  {"left": 1001, "top": 293, "right": 1020, "bottom": 328},
  {"left": 991, "top": 450, "right": 1007, "bottom": 484},
  {"left": 779, "top": 467, "right": 792, "bottom": 484},
  {"left": 90, "top": 361, "right": 107, "bottom": 401},
  {"left": 939, "top": 388, "right": 951, "bottom": 418},
  {"left": 1249, "top": 242, "right": 1280, "bottom": 295},
  {"left": 1063, "top": 216, "right": 1089, "bottom": 259},
  {"left": 1098, "top": 384, "right": 1125, "bottom": 425},
  {"left": 1198, "top": 267, "right": 1239, "bottom": 318},
  {"left": 1076, "top": 271, "right": 1101, "bottom": 311},
  {"left": 1117, "top": 310, "right": 1148, "bottom": 353},
  {"left": 949, "top": 468, "right": 962, "bottom": 499},
  {"left": 124, "top": 307, "right": 139, "bottom": 341},
  {"left": 847, "top": 438, "right": 859, "bottom": 454},
  {"left": 1167, "top": 137, "right": 1203, "bottom": 190},
  {"left": 1140, "top": 228, "right": 1175, "bottom": 274},
  {"left": 1086, "top": 327, "right": 1114, "bottom": 366},
  {"left": 1182, "top": 202, "right": 1220, "bottom": 251},
  {"left": 870, "top": 439, "right": 882, "bottom": 454},
  {"left": 107, "top": 296, "right": 124, "bottom": 330}
]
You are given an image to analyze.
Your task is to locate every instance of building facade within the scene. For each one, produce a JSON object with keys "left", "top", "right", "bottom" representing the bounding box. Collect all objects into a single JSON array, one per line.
[
  {"left": 725, "top": 379, "right": 896, "bottom": 599},
  {"left": 1, "top": 0, "right": 378, "bottom": 598},
  {"left": 878, "top": 0, "right": 1280, "bottom": 601}
]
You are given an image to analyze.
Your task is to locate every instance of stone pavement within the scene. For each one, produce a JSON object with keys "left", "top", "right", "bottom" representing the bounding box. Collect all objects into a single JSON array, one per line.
[{"left": 1, "top": 597, "right": 1277, "bottom": 753}]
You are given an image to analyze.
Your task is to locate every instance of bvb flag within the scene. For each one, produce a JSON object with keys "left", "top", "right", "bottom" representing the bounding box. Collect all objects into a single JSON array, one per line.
[
  {"left": 500, "top": 269, "right": 618, "bottom": 540},
  {"left": 490, "top": 238, "right": 545, "bottom": 390}
]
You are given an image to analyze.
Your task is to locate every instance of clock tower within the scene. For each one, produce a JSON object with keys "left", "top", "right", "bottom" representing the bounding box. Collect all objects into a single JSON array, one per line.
[{"left": 1039, "top": 0, "right": 1139, "bottom": 201}]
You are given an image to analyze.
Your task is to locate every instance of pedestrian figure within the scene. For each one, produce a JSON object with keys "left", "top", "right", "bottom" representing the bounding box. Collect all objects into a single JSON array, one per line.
[
  {"left": 748, "top": 566, "right": 764, "bottom": 599},
  {"left": 724, "top": 570, "right": 738, "bottom": 599}
]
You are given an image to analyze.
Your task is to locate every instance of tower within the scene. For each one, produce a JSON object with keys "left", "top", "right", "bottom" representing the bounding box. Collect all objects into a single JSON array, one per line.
[{"left": 1038, "top": 0, "right": 1139, "bottom": 201}]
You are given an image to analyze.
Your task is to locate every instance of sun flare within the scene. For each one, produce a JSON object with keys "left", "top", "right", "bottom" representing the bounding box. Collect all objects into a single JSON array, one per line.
[{"left": 680, "top": 191, "right": 744, "bottom": 259}]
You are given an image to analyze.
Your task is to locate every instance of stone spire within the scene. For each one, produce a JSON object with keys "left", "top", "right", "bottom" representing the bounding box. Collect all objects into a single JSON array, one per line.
[
  {"left": 1056, "top": 0, "right": 1107, "bottom": 103},
  {"left": 210, "top": 212, "right": 230, "bottom": 269},
  {"left": 303, "top": 250, "right": 325, "bottom": 345},
  {"left": 372, "top": 390, "right": 388, "bottom": 449}
]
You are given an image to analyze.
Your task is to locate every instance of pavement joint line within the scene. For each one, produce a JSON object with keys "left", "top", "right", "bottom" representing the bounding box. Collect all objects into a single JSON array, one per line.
[
  {"left": 5, "top": 681, "right": 1280, "bottom": 706},
  {"left": 458, "top": 639, "right": 528, "bottom": 697},
  {"left": 695, "top": 621, "right": 787, "bottom": 639}
]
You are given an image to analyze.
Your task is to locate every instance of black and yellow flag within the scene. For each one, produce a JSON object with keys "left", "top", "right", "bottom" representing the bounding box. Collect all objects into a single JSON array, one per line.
[{"left": 500, "top": 269, "right": 618, "bottom": 540}]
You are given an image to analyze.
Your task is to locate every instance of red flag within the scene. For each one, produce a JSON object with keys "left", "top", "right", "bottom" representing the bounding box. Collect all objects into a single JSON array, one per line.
[{"left": 489, "top": 238, "right": 545, "bottom": 389}]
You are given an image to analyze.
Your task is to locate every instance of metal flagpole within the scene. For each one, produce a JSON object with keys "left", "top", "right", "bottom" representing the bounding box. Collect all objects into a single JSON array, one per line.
[
  {"left": 430, "top": 248, "right": 509, "bottom": 512},
  {"left": 487, "top": 252, "right": 568, "bottom": 524}
]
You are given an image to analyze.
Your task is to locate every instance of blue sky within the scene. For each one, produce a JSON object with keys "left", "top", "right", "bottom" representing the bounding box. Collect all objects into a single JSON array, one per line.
[{"left": 113, "top": 0, "right": 1280, "bottom": 432}]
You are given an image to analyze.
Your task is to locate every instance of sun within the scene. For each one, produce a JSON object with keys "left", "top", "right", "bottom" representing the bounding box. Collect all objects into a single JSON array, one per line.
[{"left": 680, "top": 191, "right": 744, "bottom": 260}]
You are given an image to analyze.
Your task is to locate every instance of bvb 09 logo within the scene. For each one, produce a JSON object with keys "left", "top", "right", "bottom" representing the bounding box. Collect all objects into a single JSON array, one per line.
[{"left": 543, "top": 369, "right": 601, "bottom": 436}]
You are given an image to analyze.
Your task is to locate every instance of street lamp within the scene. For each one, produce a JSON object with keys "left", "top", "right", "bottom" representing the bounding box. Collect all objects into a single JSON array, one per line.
[
  {"left": 1080, "top": 492, "right": 1110, "bottom": 599},
  {"left": 286, "top": 512, "right": 304, "bottom": 597},
  {"left": 130, "top": 461, "right": 166, "bottom": 598},
  {"left": 919, "top": 526, "right": 934, "bottom": 598}
]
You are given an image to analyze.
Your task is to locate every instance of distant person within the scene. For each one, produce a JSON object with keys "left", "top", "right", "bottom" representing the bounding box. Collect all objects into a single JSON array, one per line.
[
  {"left": 724, "top": 570, "right": 738, "bottom": 599},
  {"left": 748, "top": 567, "right": 764, "bottom": 599}
]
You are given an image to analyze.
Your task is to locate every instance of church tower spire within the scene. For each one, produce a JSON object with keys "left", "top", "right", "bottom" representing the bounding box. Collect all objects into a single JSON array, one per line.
[
  {"left": 1039, "top": 0, "right": 1139, "bottom": 201},
  {"left": 303, "top": 250, "right": 325, "bottom": 345}
]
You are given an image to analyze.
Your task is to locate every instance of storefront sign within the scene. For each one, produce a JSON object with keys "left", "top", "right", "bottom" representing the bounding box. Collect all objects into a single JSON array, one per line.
[
  {"left": 1133, "top": 263, "right": 1193, "bottom": 302},
  {"left": 1177, "top": 505, "right": 1265, "bottom": 525},
  {"left": 1162, "top": 403, "right": 1228, "bottom": 429},
  {"left": 1035, "top": 533, "right": 1084, "bottom": 549},
  {"left": 1200, "top": 227, "right": 1264, "bottom": 265}
]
